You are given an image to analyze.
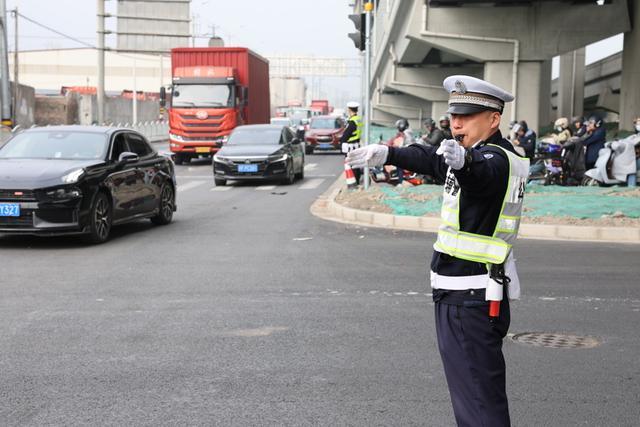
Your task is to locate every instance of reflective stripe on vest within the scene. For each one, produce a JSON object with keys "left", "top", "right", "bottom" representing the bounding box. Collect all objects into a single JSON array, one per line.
[
  {"left": 433, "top": 144, "right": 529, "bottom": 265},
  {"left": 348, "top": 115, "right": 363, "bottom": 143}
]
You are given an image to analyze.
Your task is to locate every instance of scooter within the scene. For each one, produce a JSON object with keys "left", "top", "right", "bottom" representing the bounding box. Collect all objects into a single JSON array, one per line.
[{"left": 583, "top": 134, "right": 640, "bottom": 186}]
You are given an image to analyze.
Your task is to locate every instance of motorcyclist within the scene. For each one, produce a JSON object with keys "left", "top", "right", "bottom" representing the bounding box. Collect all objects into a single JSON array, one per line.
[
  {"left": 513, "top": 120, "right": 536, "bottom": 159},
  {"left": 581, "top": 116, "right": 606, "bottom": 170},
  {"left": 439, "top": 115, "right": 453, "bottom": 140},
  {"left": 571, "top": 116, "right": 587, "bottom": 138},
  {"left": 394, "top": 118, "right": 414, "bottom": 147},
  {"left": 420, "top": 118, "right": 445, "bottom": 146},
  {"left": 551, "top": 117, "right": 572, "bottom": 145}
]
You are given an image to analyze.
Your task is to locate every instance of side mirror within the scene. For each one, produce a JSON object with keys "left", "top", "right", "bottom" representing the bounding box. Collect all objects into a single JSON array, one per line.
[
  {"left": 118, "top": 151, "right": 139, "bottom": 163},
  {"left": 241, "top": 87, "right": 249, "bottom": 106},
  {"left": 159, "top": 86, "right": 166, "bottom": 107}
]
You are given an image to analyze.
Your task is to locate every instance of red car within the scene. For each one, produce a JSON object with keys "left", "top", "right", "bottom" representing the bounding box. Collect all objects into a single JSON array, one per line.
[{"left": 304, "top": 116, "right": 345, "bottom": 154}]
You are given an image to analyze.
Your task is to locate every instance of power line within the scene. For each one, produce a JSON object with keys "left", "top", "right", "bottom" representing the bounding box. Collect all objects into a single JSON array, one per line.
[{"left": 16, "top": 12, "right": 96, "bottom": 49}]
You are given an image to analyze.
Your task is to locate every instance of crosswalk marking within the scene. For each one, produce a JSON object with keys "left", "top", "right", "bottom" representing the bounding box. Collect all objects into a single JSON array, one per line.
[
  {"left": 210, "top": 186, "right": 232, "bottom": 192},
  {"left": 304, "top": 163, "right": 318, "bottom": 171},
  {"left": 177, "top": 180, "right": 207, "bottom": 193},
  {"left": 298, "top": 178, "right": 325, "bottom": 190},
  {"left": 255, "top": 185, "right": 277, "bottom": 191}
]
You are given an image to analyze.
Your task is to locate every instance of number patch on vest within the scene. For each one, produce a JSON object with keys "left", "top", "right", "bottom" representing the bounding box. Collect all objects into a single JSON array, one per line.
[{"left": 444, "top": 170, "right": 460, "bottom": 197}]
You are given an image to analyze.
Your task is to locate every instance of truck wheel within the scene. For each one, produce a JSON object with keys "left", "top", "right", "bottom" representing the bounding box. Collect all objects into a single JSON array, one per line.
[
  {"left": 214, "top": 178, "right": 227, "bottom": 186},
  {"left": 174, "top": 154, "right": 184, "bottom": 165}
]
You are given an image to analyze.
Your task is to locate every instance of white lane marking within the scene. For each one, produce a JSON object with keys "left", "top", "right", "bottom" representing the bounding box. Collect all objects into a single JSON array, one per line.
[
  {"left": 177, "top": 180, "right": 207, "bottom": 193},
  {"left": 255, "top": 185, "right": 277, "bottom": 191},
  {"left": 307, "top": 174, "right": 337, "bottom": 178},
  {"left": 210, "top": 186, "right": 232, "bottom": 192},
  {"left": 298, "top": 178, "right": 325, "bottom": 190},
  {"left": 304, "top": 163, "right": 318, "bottom": 171}
]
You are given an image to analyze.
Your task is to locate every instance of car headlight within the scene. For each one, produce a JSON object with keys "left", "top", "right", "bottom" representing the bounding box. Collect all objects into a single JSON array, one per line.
[
  {"left": 213, "top": 154, "right": 230, "bottom": 163},
  {"left": 169, "top": 133, "right": 185, "bottom": 142},
  {"left": 61, "top": 168, "right": 85, "bottom": 184},
  {"left": 268, "top": 153, "right": 289, "bottom": 163},
  {"left": 46, "top": 186, "right": 82, "bottom": 201}
]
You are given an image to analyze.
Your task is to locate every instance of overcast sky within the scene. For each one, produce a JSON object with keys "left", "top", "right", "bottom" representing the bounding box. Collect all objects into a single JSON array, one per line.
[{"left": 2, "top": 1, "right": 625, "bottom": 102}]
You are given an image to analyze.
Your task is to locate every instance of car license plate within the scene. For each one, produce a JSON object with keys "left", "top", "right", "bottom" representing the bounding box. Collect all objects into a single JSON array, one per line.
[
  {"left": 238, "top": 164, "right": 258, "bottom": 173},
  {"left": 196, "top": 147, "right": 210, "bottom": 153},
  {"left": 0, "top": 203, "right": 20, "bottom": 217},
  {"left": 319, "top": 143, "right": 333, "bottom": 149}
]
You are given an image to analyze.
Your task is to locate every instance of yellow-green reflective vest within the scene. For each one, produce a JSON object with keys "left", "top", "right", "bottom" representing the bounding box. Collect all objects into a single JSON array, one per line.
[
  {"left": 348, "top": 115, "right": 363, "bottom": 143},
  {"left": 433, "top": 144, "right": 530, "bottom": 265}
]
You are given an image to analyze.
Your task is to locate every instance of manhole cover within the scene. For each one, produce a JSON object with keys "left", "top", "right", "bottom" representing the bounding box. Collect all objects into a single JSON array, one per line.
[{"left": 511, "top": 332, "right": 600, "bottom": 349}]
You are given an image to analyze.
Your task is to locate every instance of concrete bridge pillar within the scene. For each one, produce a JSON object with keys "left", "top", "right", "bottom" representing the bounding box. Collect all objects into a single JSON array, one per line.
[
  {"left": 620, "top": 1, "right": 640, "bottom": 131},
  {"left": 484, "top": 60, "right": 551, "bottom": 135},
  {"left": 557, "top": 48, "right": 586, "bottom": 120}
]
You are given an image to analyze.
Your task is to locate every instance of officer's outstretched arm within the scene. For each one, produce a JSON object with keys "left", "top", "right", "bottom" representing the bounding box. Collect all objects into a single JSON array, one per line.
[
  {"left": 386, "top": 144, "right": 448, "bottom": 181},
  {"left": 452, "top": 149, "right": 509, "bottom": 197}
]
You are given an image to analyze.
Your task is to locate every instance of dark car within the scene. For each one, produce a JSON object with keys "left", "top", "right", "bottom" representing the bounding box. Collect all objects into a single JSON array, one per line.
[
  {"left": 0, "top": 126, "right": 176, "bottom": 243},
  {"left": 304, "top": 116, "right": 345, "bottom": 154},
  {"left": 212, "top": 124, "right": 305, "bottom": 186}
]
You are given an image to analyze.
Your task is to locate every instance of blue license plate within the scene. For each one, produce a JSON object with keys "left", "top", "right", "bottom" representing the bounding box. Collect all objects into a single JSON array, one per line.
[
  {"left": 0, "top": 203, "right": 20, "bottom": 217},
  {"left": 238, "top": 164, "right": 258, "bottom": 173},
  {"left": 319, "top": 143, "right": 333, "bottom": 149}
]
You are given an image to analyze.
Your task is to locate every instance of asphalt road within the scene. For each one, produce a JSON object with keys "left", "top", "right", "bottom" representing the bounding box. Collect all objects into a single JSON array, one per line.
[{"left": 1, "top": 148, "right": 639, "bottom": 426}]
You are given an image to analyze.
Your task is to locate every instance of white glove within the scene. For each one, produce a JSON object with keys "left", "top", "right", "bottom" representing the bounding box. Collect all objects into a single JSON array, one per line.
[
  {"left": 346, "top": 144, "right": 389, "bottom": 169},
  {"left": 436, "top": 139, "right": 466, "bottom": 170}
]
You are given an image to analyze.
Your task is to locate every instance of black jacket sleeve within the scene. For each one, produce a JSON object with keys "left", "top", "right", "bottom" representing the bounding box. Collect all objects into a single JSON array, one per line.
[
  {"left": 385, "top": 144, "right": 448, "bottom": 182},
  {"left": 452, "top": 147, "right": 509, "bottom": 198},
  {"left": 340, "top": 120, "right": 357, "bottom": 143}
]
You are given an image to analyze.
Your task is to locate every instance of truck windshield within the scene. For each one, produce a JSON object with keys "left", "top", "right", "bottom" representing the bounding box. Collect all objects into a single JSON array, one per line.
[{"left": 172, "top": 84, "right": 233, "bottom": 108}]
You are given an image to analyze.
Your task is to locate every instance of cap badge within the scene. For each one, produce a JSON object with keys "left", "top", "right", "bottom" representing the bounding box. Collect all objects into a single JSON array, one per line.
[{"left": 454, "top": 80, "right": 467, "bottom": 94}]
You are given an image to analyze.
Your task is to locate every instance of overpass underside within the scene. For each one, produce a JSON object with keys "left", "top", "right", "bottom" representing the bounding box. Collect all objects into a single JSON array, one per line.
[{"left": 367, "top": 0, "right": 637, "bottom": 133}]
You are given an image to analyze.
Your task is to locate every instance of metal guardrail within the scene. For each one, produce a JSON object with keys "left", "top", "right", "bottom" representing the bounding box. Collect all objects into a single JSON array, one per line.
[
  {"left": 2, "top": 121, "right": 169, "bottom": 144},
  {"left": 119, "top": 121, "right": 169, "bottom": 143}
]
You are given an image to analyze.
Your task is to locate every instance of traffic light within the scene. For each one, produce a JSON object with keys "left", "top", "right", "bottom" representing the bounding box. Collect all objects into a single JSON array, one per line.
[{"left": 348, "top": 13, "right": 365, "bottom": 51}]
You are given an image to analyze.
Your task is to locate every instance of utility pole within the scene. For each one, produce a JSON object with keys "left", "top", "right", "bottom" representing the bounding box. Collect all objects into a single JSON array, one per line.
[
  {"left": 363, "top": 1, "right": 373, "bottom": 190},
  {"left": 97, "top": 0, "right": 105, "bottom": 125},
  {"left": 132, "top": 55, "right": 137, "bottom": 124},
  {"left": 0, "top": 0, "right": 12, "bottom": 127},
  {"left": 12, "top": 7, "right": 17, "bottom": 122}
]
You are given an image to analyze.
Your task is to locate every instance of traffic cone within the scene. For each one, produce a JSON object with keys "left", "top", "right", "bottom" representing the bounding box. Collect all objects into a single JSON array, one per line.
[{"left": 344, "top": 160, "right": 357, "bottom": 189}]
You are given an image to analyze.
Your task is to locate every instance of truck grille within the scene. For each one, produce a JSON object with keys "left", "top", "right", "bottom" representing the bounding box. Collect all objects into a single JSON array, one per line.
[
  {"left": 179, "top": 114, "right": 224, "bottom": 121},
  {"left": 183, "top": 122, "right": 221, "bottom": 128},
  {"left": 0, "top": 189, "right": 37, "bottom": 202}
]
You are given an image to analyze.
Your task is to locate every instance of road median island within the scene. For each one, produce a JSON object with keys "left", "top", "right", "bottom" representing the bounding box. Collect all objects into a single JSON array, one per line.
[{"left": 311, "top": 178, "right": 640, "bottom": 243}]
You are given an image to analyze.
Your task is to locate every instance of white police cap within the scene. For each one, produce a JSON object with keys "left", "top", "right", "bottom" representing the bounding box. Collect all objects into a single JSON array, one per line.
[
  {"left": 443, "top": 75, "right": 514, "bottom": 115},
  {"left": 346, "top": 101, "right": 360, "bottom": 109}
]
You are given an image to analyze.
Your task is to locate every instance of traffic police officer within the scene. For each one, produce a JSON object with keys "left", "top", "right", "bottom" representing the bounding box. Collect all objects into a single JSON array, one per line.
[
  {"left": 341, "top": 101, "right": 364, "bottom": 184},
  {"left": 347, "top": 75, "right": 529, "bottom": 427}
]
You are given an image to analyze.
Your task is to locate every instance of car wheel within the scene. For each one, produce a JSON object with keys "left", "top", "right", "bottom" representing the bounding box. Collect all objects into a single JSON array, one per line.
[
  {"left": 295, "top": 160, "right": 305, "bottom": 180},
  {"left": 84, "top": 192, "right": 112, "bottom": 244},
  {"left": 214, "top": 178, "right": 227, "bottom": 186},
  {"left": 282, "top": 162, "right": 295, "bottom": 185},
  {"left": 305, "top": 145, "right": 313, "bottom": 155},
  {"left": 151, "top": 182, "right": 175, "bottom": 225}
]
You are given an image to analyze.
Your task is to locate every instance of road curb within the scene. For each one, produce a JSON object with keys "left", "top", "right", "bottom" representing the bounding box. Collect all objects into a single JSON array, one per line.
[{"left": 311, "top": 178, "right": 640, "bottom": 244}]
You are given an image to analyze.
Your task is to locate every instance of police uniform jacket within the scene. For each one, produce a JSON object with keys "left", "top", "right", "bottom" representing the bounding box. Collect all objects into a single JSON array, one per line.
[
  {"left": 340, "top": 118, "right": 359, "bottom": 144},
  {"left": 386, "top": 130, "right": 516, "bottom": 277}
]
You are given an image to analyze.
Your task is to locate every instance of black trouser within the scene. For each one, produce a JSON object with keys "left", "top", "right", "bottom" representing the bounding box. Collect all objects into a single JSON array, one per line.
[{"left": 433, "top": 289, "right": 511, "bottom": 427}]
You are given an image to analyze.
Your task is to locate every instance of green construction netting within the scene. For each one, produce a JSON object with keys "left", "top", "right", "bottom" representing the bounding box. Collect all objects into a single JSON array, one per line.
[{"left": 379, "top": 184, "right": 640, "bottom": 219}]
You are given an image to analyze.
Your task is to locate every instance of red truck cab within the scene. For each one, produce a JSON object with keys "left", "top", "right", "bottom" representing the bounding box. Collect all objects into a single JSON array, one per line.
[{"left": 163, "top": 47, "right": 270, "bottom": 165}]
